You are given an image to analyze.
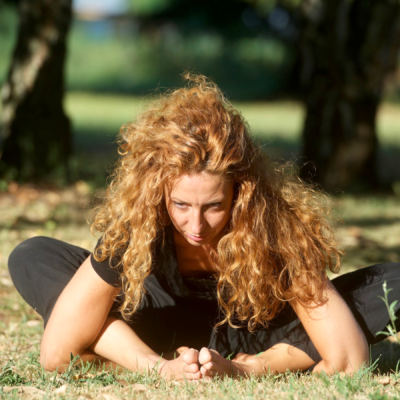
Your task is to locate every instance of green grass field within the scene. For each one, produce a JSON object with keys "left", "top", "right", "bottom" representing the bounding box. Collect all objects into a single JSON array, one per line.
[
  {"left": 1, "top": 94, "right": 400, "bottom": 398},
  {"left": 65, "top": 92, "right": 400, "bottom": 187}
]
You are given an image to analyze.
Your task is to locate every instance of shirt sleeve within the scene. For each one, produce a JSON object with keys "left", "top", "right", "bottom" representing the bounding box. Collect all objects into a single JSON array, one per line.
[{"left": 90, "top": 238, "right": 123, "bottom": 287}]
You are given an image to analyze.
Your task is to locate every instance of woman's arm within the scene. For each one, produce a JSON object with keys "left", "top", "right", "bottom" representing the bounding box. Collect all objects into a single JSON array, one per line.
[
  {"left": 239, "top": 280, "right": 369, "bottom": 375},
  {"left": 40, "top": 256, "right": 202, "bottom": 380},
  {"left": 199, "top": 280, "right": 369, "bottom": 377},
  {"left": 40, "top": 256, "right": 163, "bottom": 372},
  {"left": 290, "top": 280, "right": 369, "bottom": 374}
]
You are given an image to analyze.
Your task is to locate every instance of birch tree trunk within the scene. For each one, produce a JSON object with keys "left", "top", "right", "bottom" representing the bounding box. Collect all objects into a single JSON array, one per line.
[
  {"left": 0, "top": 0, "right": 72, "bottom": 182},
  {"left": 299, "top": 0, "right": 400, "bottom": 191}
]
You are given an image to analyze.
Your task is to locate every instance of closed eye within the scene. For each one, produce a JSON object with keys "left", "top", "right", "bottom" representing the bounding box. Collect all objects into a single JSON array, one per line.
[
  {"left": 207, "top": 203, "right": 222, "bottom": 209},
  {"left": 173, "top": 202, "right": 187, "bottom": 209}
]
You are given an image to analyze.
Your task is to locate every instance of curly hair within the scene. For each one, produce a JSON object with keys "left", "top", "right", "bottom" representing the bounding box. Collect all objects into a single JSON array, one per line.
[{"left": 91, "top": 73, "right": 341, "bottom": 331}]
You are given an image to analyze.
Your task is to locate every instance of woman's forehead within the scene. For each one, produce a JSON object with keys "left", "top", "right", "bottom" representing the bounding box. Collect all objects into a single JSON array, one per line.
[{"left": 166, "top": 172, "right": 233, "bottom": 198}]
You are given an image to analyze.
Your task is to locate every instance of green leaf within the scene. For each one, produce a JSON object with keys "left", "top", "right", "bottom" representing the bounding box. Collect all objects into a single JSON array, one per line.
[
  {"left": 376, "top": 330, "right": 390, "bottom": 337},
  {"left": 389, "top": 300, "right": 398, "bottom": 316},
  {"left": 387, "top": 326, "right": 396, "bottom": 336}
]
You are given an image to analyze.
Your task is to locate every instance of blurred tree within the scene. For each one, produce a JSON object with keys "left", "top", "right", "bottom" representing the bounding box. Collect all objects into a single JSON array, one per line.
[
  {"left": 298, "top": 0, "right": 400, "bottom": 191},
  {"left": 130, "top": 0, "right": 400, "bottom": 191},
  {"left": 127, "top": 0, "right": 252, "bottom": 38},
  {"left": 0, "top": 0, "right": 72, "bottom": 182}
]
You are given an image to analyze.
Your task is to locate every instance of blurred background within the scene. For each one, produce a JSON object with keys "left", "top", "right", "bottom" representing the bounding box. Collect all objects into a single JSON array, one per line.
[
  {"left": 0, "top": 0, "right": 400, "bottom": 274},
  {"left": 1, "top": 0, "right": 400, "bottom": 188}
]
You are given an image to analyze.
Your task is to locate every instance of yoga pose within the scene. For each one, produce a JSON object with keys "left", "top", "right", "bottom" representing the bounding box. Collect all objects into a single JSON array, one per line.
[{"left": 8, "top": 75, "right": 400, "bottom": 381}]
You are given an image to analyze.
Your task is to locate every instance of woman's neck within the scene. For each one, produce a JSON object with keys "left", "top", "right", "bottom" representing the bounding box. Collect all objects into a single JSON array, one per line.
[{"left": 172, "top": 228, "right": 219, "bottom": 278}]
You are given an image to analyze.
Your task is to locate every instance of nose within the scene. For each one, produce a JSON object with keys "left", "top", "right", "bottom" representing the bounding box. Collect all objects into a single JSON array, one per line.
[{"left": 190, "top": 209, "right": 204, "bottom": 235}]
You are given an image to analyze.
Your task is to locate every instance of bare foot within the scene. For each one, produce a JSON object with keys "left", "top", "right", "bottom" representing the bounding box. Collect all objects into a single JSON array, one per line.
[
  {"left": 158, "top": 348, "right": 201, "bottom": 381},
  {"left": 198, "top": 348, "right": 248, "bottom": 378}
]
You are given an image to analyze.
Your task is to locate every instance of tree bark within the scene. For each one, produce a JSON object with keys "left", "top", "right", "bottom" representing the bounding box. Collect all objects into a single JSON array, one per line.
[
  {"left": 0, "top": 0, "right": 72, "bottom": 182},
  {"left": 299, "top": 0, "right": 400, "bottom": 191}
]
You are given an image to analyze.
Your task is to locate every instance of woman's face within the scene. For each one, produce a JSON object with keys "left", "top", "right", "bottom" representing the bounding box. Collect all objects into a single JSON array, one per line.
[{"left": 165, "top": 172, "right": 234, "bottom": 248}]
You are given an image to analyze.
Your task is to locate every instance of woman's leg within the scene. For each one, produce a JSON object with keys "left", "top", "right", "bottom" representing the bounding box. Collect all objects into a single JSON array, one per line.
[
  {"left": 8, "top": 236, "right": 90, "bottom": 325},
  {"left": 331, "top": 262, "right": 400, "bottom": 345}
]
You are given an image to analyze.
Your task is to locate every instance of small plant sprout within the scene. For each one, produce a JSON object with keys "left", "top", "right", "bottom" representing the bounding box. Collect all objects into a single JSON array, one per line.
[{"left": 377, "top": 281, "right": 400, "bottom": 345}]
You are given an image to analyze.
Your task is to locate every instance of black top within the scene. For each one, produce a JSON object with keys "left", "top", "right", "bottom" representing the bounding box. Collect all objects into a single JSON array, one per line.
[{"left": 90, "top": 226, "right": 218, "bottom": 300}]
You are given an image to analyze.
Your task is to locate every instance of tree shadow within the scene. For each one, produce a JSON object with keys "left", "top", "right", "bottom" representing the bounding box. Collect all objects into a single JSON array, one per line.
[
  {"left": 73, "top": 127, "right": 118, "bottom": 154},
  {"left": 343, "top": 217, "right": 400, "bottom": 228},
  {"left": 71, "top": 126, "right": 400, "bottom": 192},
  {"left": 253, "top": 134, "right": 301, "bottom": 162},
  {"left": 341, "top": 244, "right": 400, "bottom": 268},
  {"left": 72, "top": 127, "right": 119, "bottom": 186}
]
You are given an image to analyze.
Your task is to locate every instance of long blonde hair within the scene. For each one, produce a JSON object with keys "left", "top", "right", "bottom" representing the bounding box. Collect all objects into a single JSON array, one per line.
[{"left": 91, "top": 74, "right": 341, "bottom": 331}]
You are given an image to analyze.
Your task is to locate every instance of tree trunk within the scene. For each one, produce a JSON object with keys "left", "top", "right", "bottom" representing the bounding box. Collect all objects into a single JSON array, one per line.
[
  {"left": 299, "top": 0, "right": 400, "bottom": 191},
  {"left": 0, "top": 0, "right": 72, "bottom": 183}
]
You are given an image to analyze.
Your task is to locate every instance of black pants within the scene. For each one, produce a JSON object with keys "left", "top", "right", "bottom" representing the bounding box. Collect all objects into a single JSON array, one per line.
[{"left": 8, "top": 236, "right": 400, "bottom": 364}]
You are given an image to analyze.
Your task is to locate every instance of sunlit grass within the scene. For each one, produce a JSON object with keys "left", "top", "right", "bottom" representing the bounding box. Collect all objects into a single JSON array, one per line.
[
  {"left": 64, "top": 92, "right": 305, "bottom": 141},
  {"left": 65, "top": 92, "right": 400, "bottom": 147},
  {"left": 64, "top": 92, "right": 144, "bottom": 135},
  {"left": 377, "top": 103, "right": 400, "bottom": 145}
]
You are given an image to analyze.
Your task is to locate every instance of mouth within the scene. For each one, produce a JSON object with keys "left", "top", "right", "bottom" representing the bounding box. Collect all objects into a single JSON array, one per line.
[{"left": 186, "top": 232, "right": 210, "bottom": 242}]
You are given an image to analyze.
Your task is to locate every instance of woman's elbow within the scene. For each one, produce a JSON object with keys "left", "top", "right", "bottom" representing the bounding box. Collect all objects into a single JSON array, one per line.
[
  {"left": 40, "top": 355, "right": 65, "bottom": 372},
  {"left": 343, "top": 347, "right": 369, "bottom": 374},
  {"left": 340, "top": 355, "right": 369, "bottom": 374},
  {"left": 324, "top": 337, "right": 369, "bottom": 374},
  {"left": 344, "top": 339, "right": 370, "bottom": 373},
  {"left": 40, "top": 345, "right": 72, "bottom": 372},
  {"left": 314, "top": 353, "right": 369, "bottom": 375}
]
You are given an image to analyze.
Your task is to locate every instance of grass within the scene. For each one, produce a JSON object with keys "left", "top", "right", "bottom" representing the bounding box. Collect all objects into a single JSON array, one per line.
[
  {"left": 63, "top": 92, "right": 400, "bottom": 148},
  {"left": 0, "top": 96, "right": 400, "bottom": 398}
]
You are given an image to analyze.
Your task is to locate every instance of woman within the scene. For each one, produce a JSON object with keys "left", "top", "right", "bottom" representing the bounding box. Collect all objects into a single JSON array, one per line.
[{"left": 8, "top": 75, "right": 400, "bottom": 381}]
